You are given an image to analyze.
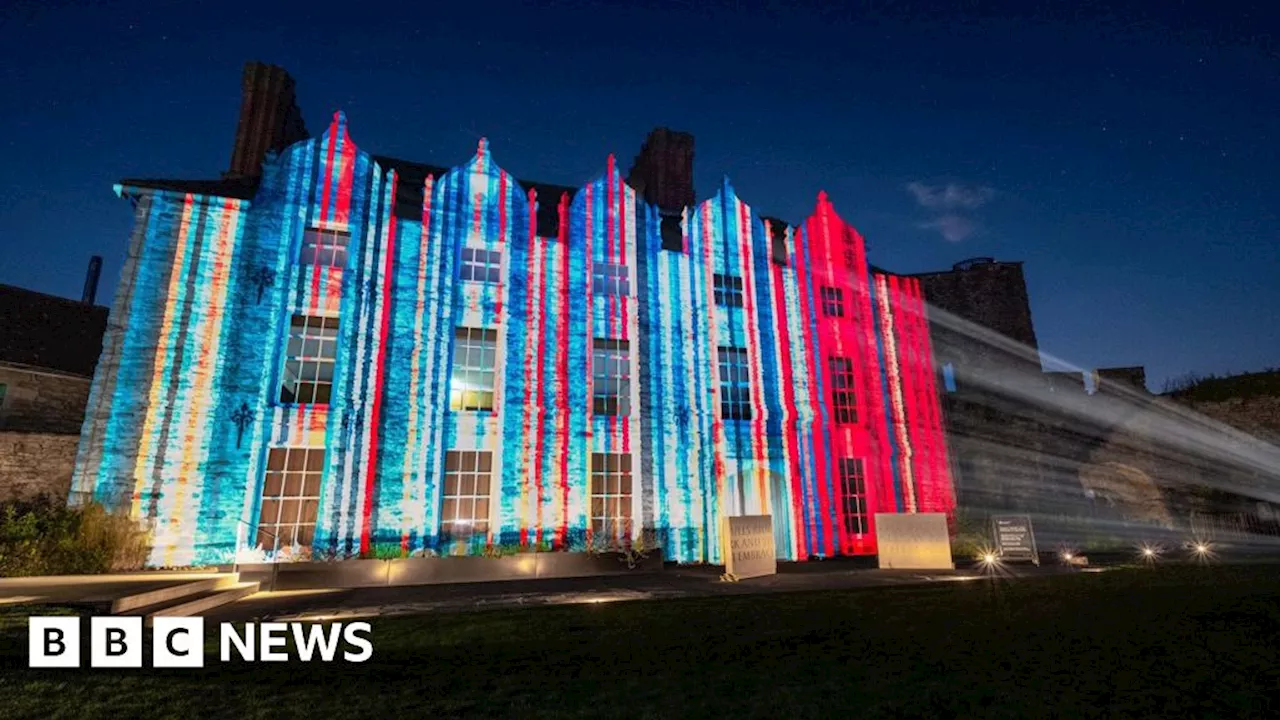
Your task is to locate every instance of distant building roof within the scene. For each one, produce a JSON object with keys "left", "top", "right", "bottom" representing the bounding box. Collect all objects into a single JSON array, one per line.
[
  {"left": 0, "top": 284, "right": 107, "bottom": 377},
  {"left": 118, "top": 176, "right": 259, "bottom": 200}
]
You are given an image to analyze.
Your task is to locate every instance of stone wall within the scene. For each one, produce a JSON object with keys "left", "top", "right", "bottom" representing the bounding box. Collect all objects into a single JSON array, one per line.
[
  {"left": 0, "top": 364, "right": 92, "bottom": 434},
  {"left": 1179, "top": 395, "right": 1280, "bottom": 445},
  {"left": 0, "top": 431, "right": 78, "bottom": 502},
  {"left": 915, "top": 260, "right": 1040, "bottom": 376}
]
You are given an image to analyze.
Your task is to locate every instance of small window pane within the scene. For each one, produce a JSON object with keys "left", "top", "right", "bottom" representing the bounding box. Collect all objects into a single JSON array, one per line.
[
  {"left": 714, "top": 274, "right": 745, "bottom": 308},
  {"left": 589, "top": 452, "right": 634, "bottom": 540},
  {"left": 718, "top": 346, "right": 752, "bottom": 420},
  {"left": 839, "top": 458, "right": 868, "bottom": 535},
  {"left": 301, "top": 228, "right": 350, "bottom": 269},
  {"left": 829, "top": 357, "right": 858, "bottom": 424},
  {"left": 279, "top": 314, "right": 339, "bottom": 406},
  {"left": 592, "top": 262, "right": 631, "bottom": 297},
  {"left": 821, "top": 286, "right": 845, "bottom": 318},
  {"left": 450, "top": 327, "right": 498, "bottom": 411},
  {"left": 459, "top": 246, "right": 502, "bottom": 285},
  {"left": 441, "top": 450, "right": 493, "bottom": 540},
  {"left": 256, "top": 447, "right": 325, "bottom": 554}
]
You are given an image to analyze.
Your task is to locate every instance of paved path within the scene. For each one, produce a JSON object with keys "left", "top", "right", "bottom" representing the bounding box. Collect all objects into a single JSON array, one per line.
[{"left": 213, "top": 562, "right": 1081, "bottom": 622}]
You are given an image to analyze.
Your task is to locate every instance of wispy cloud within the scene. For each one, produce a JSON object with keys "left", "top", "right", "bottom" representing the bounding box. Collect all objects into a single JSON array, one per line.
[
  {"left": 906, "top": 182, "right": 995, "bottom": 211},
  {"left": 907, "top": 181, "right": 995, "bottom": 242},
  {"left": 918, "top": 215, "right": 979, "bottom": 243}
]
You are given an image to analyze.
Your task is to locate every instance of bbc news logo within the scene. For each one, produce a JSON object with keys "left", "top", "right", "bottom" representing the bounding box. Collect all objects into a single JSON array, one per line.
[{"left": 29, "top": 617, "right": 373, "bottom": 668}]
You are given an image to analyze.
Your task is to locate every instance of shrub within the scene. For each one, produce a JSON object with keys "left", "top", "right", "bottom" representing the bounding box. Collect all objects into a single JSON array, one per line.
[
  {"left": 586, "top": 524, "right": 661, "bottom": 569},
  {"left": 0, "top": 498, "right": 149, "bottom": 577},
  {"left": 950, "top": 509, "right": 989, "bottom": 560}
]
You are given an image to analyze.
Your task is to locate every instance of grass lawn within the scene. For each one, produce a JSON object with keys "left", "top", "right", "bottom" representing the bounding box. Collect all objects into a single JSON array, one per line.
[{"left": 2, "top": 565, "right": 1279, "bottom": 719}]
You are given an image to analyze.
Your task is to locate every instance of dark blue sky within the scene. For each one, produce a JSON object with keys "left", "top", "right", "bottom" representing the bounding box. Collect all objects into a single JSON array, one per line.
[{"left": 2, "top": 0, "right": 1277, "bottom": 389}]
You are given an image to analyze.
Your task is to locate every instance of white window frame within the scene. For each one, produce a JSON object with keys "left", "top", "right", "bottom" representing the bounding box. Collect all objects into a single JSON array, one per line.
[
  {"left": 441, "top": 450, "right": 493, "bottom": 540},
  {"left": 590, "top": 452, "right": 634, "bottom": 540},
  {"left": 592, "top": 338, "right": 631, "bottom": 417},
  {"left": 592, "top": 261, "right": 630, "bottom": 297},
  {"left": 718, "top": 346, "right": 752, "bottom": 420},
  {"left": 279, "top": 314, "right": 339, "bottom": 405},
  {"left": 450, "top": 327, "right": 498, "bottom": 411},
  {"left": 257, "top": 446, "right": 324, "bottom": 550},
  {"left": 300, "top": 228, "right": 351, "bottom": 269},
  {"left": 459, "top": 247, "right": 502, "bottom": 284}
]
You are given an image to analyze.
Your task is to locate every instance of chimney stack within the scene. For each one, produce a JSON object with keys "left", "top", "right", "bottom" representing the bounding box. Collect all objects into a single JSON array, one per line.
[
  {"left": 1095, "top": 366, "right": 1149, "bottom": 394},
  {"left": 225, "top": 62, "right": 309, "bottom": 180},
  {"left": 626, "top": 128, "right": 695, "bottom": 215},
  {"left": 82, "top": 255, "right": 102, "bottom": 305}
]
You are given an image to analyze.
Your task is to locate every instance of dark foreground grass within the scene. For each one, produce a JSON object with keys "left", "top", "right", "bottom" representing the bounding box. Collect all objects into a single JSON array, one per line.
[{"left": 2, "top": 565, "right": 1279, "bottom": 719}]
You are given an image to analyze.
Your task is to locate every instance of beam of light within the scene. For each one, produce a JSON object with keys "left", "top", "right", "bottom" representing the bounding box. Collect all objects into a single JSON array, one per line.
[{"left": 924, "top": 298, "right": 1280, "bottom": 556}]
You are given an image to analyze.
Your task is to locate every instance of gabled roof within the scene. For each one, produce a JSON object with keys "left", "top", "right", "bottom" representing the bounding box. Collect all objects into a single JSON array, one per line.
[
  {"left": 375, "top": 154, "right": 578, "bottom": 237},
  {"left": 117, "top": 176, "right": 259, "bottom": 200},
  {"left": 0, "top": 284, "right": 108, "bottom": 377},
  {"left": 120, "top": 158, "right": 581, "bottom": 237}
]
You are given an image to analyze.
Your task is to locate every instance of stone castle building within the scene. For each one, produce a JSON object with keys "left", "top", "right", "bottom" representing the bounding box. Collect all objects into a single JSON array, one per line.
[{"left": 70, "top": 63, "right": 958, "bottom": 566}]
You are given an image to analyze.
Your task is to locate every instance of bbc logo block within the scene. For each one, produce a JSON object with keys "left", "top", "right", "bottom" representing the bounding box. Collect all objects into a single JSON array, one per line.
[
  {"left": 91, "top": 617, "right": 143, "bottom": 668},
  {"left": 29, "top": 617, "right": 372, "bottom": 667},
  {"left": 29, "top": 616, "right": 205, "bottom": 668},
  {"left": 28, "top": 617, "right": 80, "bottom": 668},
  {"left": 153, "top": 617, "right": 205, "bottom": 667}
]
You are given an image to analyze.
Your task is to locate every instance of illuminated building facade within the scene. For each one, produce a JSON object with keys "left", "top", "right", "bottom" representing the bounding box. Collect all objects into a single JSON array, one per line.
[{"left": 71, "top": 65, "right": 954, "bottom": 566}]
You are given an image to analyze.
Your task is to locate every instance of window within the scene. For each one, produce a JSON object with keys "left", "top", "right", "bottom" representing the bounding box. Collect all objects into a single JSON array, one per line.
[
  {"left": 0, "top": 383, "right": 6, "bottom": 410},
  {"left": 830, "top": 356, "right": 858, "bottom": 424},
  {"left": 279, "top": 315, "right": 339, "bottom": 404},
  {"left": 820, "top": 286, "right": 844, "bottom": 318},
  {"left": 257, "top": 447, "right": 323, "bottom": 549},
  {"left": 718, "top": 346, "right": 752, "bottom": 420},
  {"left": 590, "top": 452, "right": 633, "bottom": 538},
  {"left": 838, "top": 458, "right": 868, "bottom": 536},
  {"left": 441, "top": 450, "right": 492, "bottom": 539},
  {"left": 713, "top": 274, "right": 744, "bottom": 308},
  {"left": 300, "top": 228, "right": 350, "bottom": 268},
  {"left": 592, "top": 338, "right": 631, "bottom": 416},
  {"left": 459, "top": 247, "right": 502, "bottom": 284},
  {"left": 450, "top": 327, "right": 497, "bottom": 411},
  {"left": 592, "top": 262, "right": 630, "bottom": 297}
]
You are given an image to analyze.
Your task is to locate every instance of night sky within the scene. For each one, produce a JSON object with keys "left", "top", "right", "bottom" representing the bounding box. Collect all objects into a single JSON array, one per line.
[{"left": 2, "top": 0, "right": 1277, "bottom": 390}]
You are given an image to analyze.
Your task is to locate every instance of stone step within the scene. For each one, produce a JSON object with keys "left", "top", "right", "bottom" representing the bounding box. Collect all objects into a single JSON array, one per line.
[
  {"left": 143, "top": 583, "right": 261, "bottom": 626},
  {"left": 111, "top": 575, "right": 240, "bottom": 615}
]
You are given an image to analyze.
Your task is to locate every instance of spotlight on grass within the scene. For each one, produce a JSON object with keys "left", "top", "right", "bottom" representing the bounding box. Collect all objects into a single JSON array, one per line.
[
  {"left": 1189, "top": 540, "right": 1215, "bottom": 563},
  {"left": 975, "top": 546, "right": 1002, "bottom": 573},
  {"left": 1139, "top": 544, "right": 1162, "bottom": 563}
]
